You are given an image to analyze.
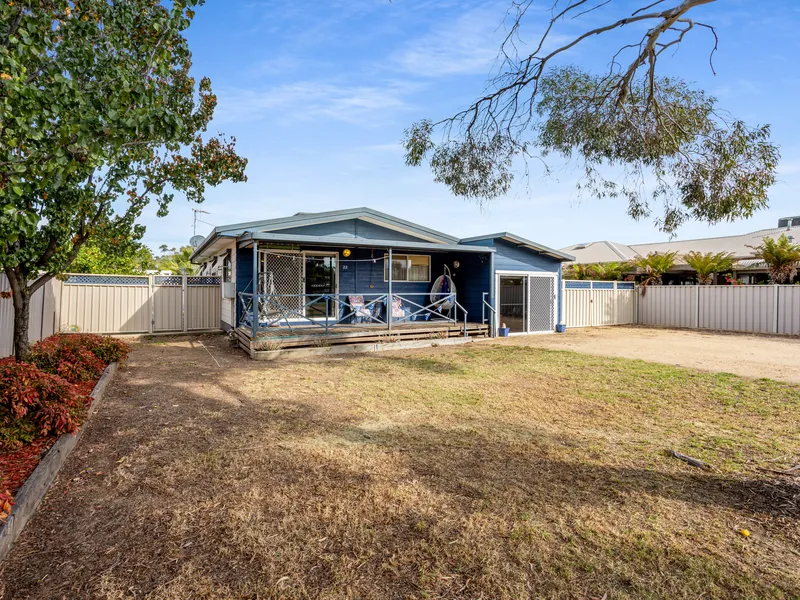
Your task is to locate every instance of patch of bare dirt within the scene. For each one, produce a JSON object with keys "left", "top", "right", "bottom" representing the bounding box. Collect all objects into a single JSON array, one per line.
[{"left": 511, "top": 325, "right": 800, "bottom": 384}]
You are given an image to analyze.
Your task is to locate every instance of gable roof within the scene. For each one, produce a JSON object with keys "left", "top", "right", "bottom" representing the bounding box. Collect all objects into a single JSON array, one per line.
[
  {"left": 190, "top": 207, "right": 461, "bottom": 261},
  {"left": 562, "top": 225, "right": 800, "bottom": 265},
  {"left": 461, "top": 232, "right": 575, "bottom": 262}
]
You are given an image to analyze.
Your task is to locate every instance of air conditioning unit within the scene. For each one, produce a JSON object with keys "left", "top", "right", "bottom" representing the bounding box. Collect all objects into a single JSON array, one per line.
[{"left": 221, "top": 281, "right": 236, "bottom": 299}]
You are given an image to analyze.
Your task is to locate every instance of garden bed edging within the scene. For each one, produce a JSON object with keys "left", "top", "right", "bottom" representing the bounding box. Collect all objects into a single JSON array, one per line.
[{"left": 0, "top": 361, "right": 118, "bottom": 562}]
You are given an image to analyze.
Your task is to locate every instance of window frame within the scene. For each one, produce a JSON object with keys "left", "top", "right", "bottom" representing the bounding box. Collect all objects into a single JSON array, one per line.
[
  {"left": 383, "top": 253, "right": 431, "bottom": 283},
  {"left": 222, "top": 251, "right": 232, "bottom": 283}
]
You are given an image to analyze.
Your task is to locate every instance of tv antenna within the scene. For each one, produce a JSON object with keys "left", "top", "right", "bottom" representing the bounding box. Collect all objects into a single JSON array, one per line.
[{"left": 192, "top": 208, "right": 210, "bottom": 237}]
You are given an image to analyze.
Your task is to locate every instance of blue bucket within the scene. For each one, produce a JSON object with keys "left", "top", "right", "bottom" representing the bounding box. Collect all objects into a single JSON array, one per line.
[
  {"left": 556, "top": 324, "right": 566, "bottom": 333},
  {"left": 498, "top": 327, "right": 510, "bottom": 337}
]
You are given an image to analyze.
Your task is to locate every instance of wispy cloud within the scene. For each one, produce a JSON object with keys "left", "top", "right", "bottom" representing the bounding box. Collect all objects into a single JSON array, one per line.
[
  {"left": 215, "top": 81, "right": 420, "bottom": 125},
  {"left": 391, "top": 5, "right": 505, "bottom": 77},
  {"left": 391, "top": 3, "right": 580, "bottom": 78}
]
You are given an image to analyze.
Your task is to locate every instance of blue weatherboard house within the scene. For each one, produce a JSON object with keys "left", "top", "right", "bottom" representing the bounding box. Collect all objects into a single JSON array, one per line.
[{"left": 190, "top": 208, "right": 574, "bottom": 356}]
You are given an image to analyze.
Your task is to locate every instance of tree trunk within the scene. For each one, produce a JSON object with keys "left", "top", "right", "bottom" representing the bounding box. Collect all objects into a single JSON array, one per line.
[{"left": 5, "top": 268, "right": 32, "bottom": 361}]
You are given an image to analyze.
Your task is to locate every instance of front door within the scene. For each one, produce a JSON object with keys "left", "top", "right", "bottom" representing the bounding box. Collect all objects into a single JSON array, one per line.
[{"left": 304, "top": 254, "right": 337, "bottom": 317}]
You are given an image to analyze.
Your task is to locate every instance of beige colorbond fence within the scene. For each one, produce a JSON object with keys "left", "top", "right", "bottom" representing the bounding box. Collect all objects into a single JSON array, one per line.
[
  {"left": 637, "top": 285, "right": 800, "bottom": 335},
  {"left": 0, "top": 275, "right": 63, "bottom": 359},
  {"left": 563, "top": 281, "right": 637, "bottom": 328},
  {"left": 1, "top": 274, "right": 221, "bottom": 358}
]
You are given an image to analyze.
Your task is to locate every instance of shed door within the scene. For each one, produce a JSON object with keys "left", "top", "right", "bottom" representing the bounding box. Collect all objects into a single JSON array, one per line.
[
  {"left": 496, "top": 272, "right": 556, "bottom": 334},
  {"left": 527, "top": 275, "right": 556, "bottom": 333},
  {"left": 498, "top": 276, "right": 527, "bottom": 333}
]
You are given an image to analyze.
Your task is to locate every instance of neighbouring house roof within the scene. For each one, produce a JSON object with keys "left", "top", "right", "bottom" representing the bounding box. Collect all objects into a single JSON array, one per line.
[
  {"left": 460, "top": 232, "right": 575, "bottom": 262},
  {"left": 561, "top": 225, "right": 800, "bottom": 266},
  {"left": 559, "top": 240, "right": 637, "bottom": 263},
  {"left": 190, "top": 207, "right": 565, "bottom": 264}
]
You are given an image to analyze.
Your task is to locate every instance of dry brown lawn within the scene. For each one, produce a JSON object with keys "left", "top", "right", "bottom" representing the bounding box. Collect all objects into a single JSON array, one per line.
[{"left": 1, "top": 333, "right": 798, "bottom": 599}]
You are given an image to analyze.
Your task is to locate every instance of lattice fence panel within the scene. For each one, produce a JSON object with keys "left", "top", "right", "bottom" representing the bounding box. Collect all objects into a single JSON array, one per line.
[
  {"left": 154, "top": 275, "right": 182, "bottom": 286},
  {"left": 65, "top": 274, "right": 148, "bottom": 286},
  {"left": 527, "top": 276, "right": 555, "bottom": 333},
  {"left": 187, "top": 276, "right": 221, "bottom": 286}
]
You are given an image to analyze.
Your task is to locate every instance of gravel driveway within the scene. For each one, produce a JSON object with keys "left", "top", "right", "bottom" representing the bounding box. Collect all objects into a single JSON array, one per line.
[{"left": 505, "top": 325, "right": 800, "bottom": 384}]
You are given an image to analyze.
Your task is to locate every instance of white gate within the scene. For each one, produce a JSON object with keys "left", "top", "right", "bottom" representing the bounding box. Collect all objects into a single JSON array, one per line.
[{"left": 562, "top": 280, "right": 636, "bottom": 328}]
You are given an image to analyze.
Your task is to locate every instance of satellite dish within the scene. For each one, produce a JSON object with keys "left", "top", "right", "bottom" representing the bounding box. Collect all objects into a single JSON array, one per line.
[{"left": 189, "top": 235, "right": 204, "bottom": 249}]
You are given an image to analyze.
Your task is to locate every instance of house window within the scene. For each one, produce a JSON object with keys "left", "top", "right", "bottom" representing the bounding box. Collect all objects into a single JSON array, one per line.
[
  {"left": 222, "top": 251, "right": 232, "bottom": 282},
  {"left": 384, "top": 254, "right": 430, "bottom": 282}
]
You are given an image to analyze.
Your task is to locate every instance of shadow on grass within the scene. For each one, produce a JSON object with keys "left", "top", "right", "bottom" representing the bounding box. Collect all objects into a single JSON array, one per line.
[{"left": 1, "top": 334, "right": 797, "bottom": 600}]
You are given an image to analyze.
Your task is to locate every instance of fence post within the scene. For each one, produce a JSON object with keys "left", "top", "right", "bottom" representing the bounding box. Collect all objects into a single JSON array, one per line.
[
  {"left": 589, "top": 281, "right": 594, "bottom": 327},
  {"left": 148, "top": 275, "right": 155, "bottom": 334},
  {"left": 695, "top": 285, "right": 700, "bottom": 329},
  {"left": 773, "top": 284, "right": 779, "bottom": 334},
  {"left": 182, "top": 274, "right": 188, "bottom": 332},
  {"left": 612, "top": 281, "right": 618, "bottom": 325}
]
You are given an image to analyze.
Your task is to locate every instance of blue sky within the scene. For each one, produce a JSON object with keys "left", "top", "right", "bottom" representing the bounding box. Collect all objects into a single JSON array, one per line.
[{"left": 141, "top": 0, "right": 800, "bottom": 252}]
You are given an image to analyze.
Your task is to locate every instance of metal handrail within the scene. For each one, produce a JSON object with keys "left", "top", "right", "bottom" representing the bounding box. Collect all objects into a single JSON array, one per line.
[
  {"left": 454, "top": 300, "right": 469, "bottom": 337},
  {"left": 238, "top": 291, "right": 464, "bottom": 336},
  {"left": 482, "top": 292, "right": 497, "bottom": 337}
]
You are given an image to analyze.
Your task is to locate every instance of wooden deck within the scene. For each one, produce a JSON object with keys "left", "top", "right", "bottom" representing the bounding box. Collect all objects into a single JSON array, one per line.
[{"left": 235, "top": 321, "right": 490, "bottom": 356}]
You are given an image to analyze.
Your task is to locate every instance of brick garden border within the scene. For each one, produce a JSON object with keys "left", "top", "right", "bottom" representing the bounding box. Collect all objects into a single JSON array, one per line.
[{"left": 0, "top": 362, "right": 118, "bottom": 562}]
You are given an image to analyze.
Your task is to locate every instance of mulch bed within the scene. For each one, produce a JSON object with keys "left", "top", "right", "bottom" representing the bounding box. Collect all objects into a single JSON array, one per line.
[{"left": 0, "top": 379, "right": 98, "bottom": 497}]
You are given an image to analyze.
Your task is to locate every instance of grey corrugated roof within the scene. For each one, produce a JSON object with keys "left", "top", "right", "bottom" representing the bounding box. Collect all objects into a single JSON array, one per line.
[
  {"left": 190, "top": 207, "right": 465, "bottom": 261},
  {"left": 462, "top": 232, "right": 575, "bottom": 262},
  {"left": 239, "top": 232, "right": 494, "bottom": 253}
]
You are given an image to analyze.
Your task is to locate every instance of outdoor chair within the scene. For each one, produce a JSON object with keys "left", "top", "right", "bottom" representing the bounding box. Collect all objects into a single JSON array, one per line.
[{"left": 347, "top": 295, "right": 372, "bottom": 324}]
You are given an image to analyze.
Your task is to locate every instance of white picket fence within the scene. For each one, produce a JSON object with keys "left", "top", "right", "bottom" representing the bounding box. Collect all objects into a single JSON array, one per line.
[
  {"left": 562, "top": 280, "right": 800, "bottom": 336},
  {"left": 1, "top": 273, "right": 221, "bottom": 358},
  {"left": 562, "top": 280, "right": 637, "bottom": 328}
]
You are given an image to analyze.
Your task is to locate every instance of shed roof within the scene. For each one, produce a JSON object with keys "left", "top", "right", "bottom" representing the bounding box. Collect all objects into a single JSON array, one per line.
[{"left": 461, "top": 232, "right": 575, "bottom": 262}]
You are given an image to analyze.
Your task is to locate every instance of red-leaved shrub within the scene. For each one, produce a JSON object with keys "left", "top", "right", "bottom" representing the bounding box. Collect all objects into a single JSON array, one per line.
[
  {"left": 64, "top": 333, "right": 130, "bottom": 365},
  {"left": 0, "top": 359, "right": 88, "bottom": 448},
  {"left": 28, "top": 333, "right": 129, "bottom": 384},
  {"left": 0, "top": 489, "right": 13, "bottom": 522},
  {"left": 28, "top": 337, "right": 106, "bottom": 383}
]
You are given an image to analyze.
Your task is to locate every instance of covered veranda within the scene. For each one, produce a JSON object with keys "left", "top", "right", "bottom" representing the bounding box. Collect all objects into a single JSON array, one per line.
[{"left": 233, "top": 233, "right": 495, "bottom": 355}]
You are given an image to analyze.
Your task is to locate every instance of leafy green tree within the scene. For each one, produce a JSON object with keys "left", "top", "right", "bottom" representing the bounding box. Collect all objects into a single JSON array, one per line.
[
  {"left": 71, "top": 237, "right": 155, "bottom": 275},
  {"left": 404, "top": 1, "right": 779, "bottom": 235},
  {"left": 589, "top": 262, "right": 631, "bottom": 281},
  {"left": 156, "top": 246, "right": 197, "bottom": 275},
  {"left": 0, "top": 1, "right": 247, "bottom": 359},
  {"left": 748, "top": 235, "right": 800, "bottom": 284},
  {"left": 682, "top": 251, "right": 735, "bottom": 285},
  {"left": 563, "top": 263, "right": 593, "bottom": 280},
  {"left": 633, "top": 252, "right": 678, "bottom": 288}
]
